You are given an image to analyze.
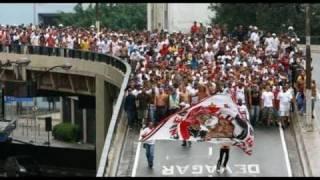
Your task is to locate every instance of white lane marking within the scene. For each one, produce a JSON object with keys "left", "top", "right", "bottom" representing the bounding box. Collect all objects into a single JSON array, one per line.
[
  {"left": 166, "top": 155, "right": 169, "bottom": 160},
  {"left": 279, "top": 123, "right": 292, "bottom": 177},
  {"left": 313, "top": 92, "right": 320, "bottom": 131},
  {"left": 209, "top": 147, "right": 213, "bottom": 156},
  {"left": 131, "top": 130, "right": 142, "bottom": 177},
  {"left": 226, "top": 166, "right": 232, "bottom": 174}
]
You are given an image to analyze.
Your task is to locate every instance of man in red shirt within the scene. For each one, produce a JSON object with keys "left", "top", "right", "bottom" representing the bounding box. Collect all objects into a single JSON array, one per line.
[
  {"left": 20, "top": 31, "right": 29, "bottom": 54},
  {"left": 190, "top": 21, "right": 200, "bottom": 34},
  {"left": 47, "top": 34, "right": 55, "bottom": 56}
]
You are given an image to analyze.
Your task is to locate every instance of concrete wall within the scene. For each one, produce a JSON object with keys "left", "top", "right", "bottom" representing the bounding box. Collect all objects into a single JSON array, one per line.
[
  {"left": 168, "top": 3, "right": 215, "bottom": 33},
  {"left": 0, "top": 52, "right": 127, "bottom": 171},
  {"left": 147, "top": 3, "right": 216, "bottom": 33},
  {"left": 147, "top": 3, "right": 167, "bottom": 31}
]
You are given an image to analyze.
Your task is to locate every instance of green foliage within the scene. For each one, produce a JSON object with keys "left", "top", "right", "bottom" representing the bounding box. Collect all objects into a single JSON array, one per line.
[
  {"left": 209, "top": 3, "right": 320, "bottom": 37},
  {"left": 52, "top": 122, "right": 80, "bottom": 142},
  {"left": 57, "top": 3, "right": 147, "bottom": 31}
]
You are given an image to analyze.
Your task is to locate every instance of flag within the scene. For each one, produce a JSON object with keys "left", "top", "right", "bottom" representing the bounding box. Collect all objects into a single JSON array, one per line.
[{"left": 141, "top": 93, "right": 254, "bottom": 155}]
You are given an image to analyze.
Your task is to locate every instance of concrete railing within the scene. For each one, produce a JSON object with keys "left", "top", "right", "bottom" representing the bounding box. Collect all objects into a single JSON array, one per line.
[{"left": 0, "top": 45, "right": 131, "bottom": 177}]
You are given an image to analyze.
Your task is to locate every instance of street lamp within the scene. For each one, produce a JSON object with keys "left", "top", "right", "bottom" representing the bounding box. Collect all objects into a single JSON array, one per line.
[
  {"left": 30, "top": 63, "right": 72, "bottom": 144},
  {"left": 305, "top": 3, "right": 313, "bottom": 131},
  {"left": 96, "top": 3, "right": 100, "bottom": 33},
  {"left": 0, "top": 62, "right": 10, "bottom": 121}
]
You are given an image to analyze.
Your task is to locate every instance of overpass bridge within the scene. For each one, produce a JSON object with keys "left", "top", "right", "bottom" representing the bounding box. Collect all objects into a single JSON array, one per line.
[
  {"left": 1, "top": 45, "right": 312, "bottom": 177},
  {"left": 0, "top": 46, "right": 131, "bottom": 176}
]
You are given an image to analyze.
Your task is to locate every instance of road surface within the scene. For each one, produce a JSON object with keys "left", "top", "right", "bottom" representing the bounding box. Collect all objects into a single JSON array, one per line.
[
  {"left": 311, "top": 52, "right": 320, "bottom": 129},
  {"left": 132, "top": 126, "right": 291, "bottom": 177}
]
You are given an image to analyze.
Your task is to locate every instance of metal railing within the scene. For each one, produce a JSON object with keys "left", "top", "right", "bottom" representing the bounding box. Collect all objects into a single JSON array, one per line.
[
  {"left": 298, "top": 36, "right": 320, "bottom": 45},
  {"left": 2, "top": 45, "right": 131, "bottom": 177}
]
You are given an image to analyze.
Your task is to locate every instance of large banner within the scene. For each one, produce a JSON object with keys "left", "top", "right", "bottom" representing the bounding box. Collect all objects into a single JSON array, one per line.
[{"left": 142, "top": 93, "right": 254, "bottom": 155}]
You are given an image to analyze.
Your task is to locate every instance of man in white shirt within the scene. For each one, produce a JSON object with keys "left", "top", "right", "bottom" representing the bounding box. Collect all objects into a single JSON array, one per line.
[
  {"left": 264, "top": 32, "right": 273, "bottom": 55},
  {"left": 235, "top": 83, "right": 246, "bottom": 105},
  {"left": 140, "top": 122, "right": 156, "bottom": 168},
  {"left": 31, "top": 31, "right": 40, "bottom": 53},
  {"left": 203, "top": 47, "right": 215, "bottom": 64},
  {"left": 277, "top": 85, "right": 292, "bottom": 129},
  {"left": 237, "top": 99, "right": 250, "bottom": 121},
  {"left": 261, "top": 86, "right": 275, "bottom": 126},
  {"left": 271, "top": 33, "right": 280, "bottom": 55},
  {"left": 249, "top": 26, "right": 259, "bottom": 48},
  {"left": 96, "top": 36, "right": 105, "bottom": 54},
  {"left": 66, "top": 35, "right": 75, "bottom": 57}
]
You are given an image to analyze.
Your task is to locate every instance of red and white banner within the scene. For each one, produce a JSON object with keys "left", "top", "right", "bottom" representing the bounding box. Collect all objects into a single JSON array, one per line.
[{"left": 141, "top": 93, "right": 254, "bottom": 155}]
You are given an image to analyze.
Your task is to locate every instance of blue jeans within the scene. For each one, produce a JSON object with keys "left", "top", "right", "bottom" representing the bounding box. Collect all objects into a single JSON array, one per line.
[
  {"left": 296, "top": 93, "right": 306, "bottom": 114},
  {"left": 144, "top": 143, "right": 154, "bottom": 167},
  {"left": 126, "top": 110, "right": 137, "bottom": 127},
  {"left": 250, "top": 105, "right": 260, "bottom": 127},
  {"left": 155, "top": 106, "right": 167, "bottom": 123},
  {"left": 149, "top": 105, "right": 156, "bottom": 123}
]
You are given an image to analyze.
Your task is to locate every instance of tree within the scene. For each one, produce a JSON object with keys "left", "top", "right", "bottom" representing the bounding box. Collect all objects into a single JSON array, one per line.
[
  {"left": 57, "top": 3, "right": 147, "bottom": 31},
  {"left": 209, "top": 3, "right": 320, "bottom": 38}
]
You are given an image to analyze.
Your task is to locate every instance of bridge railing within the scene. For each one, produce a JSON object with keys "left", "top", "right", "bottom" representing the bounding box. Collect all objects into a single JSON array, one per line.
[{"left": 7, "top": 45, "right": 131, "bottom": 177}]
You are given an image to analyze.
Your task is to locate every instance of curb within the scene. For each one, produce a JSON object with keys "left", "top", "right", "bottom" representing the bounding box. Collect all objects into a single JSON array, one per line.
[
  {"left": 291, "top": 107, "right": 312, "bottom": 176},
  {"left": 105, "top": 110, "right": 129, "bottom": 176},
  {"left": 298, "top": 44, "right": 320, "bottom": 53}
]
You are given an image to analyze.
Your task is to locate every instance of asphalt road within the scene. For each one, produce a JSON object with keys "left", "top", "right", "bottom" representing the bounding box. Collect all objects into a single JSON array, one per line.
[
  {"left": 132, "top": 126, "right": 291, "bottom": 177},
  {"left": 311, "top": 52, "right": 320, "bottom": 129}
]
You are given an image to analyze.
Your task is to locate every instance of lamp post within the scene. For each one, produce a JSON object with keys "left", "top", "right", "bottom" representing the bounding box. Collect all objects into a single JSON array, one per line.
[
  {"left": 305, "top": 3, "right": 313, "bottom": 131},
  {"left": 0, "top": 61, "right": 11, "bottom": 121},
  {"left": 31, "top": 63, "right": 72, "bottom": 144},
  {"left": 96, "top": 3, "right": 100, "bottom": 33}
]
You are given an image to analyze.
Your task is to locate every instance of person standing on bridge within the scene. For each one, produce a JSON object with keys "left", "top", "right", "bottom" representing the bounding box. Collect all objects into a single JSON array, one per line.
[
  {"left": 124, "top": 88, "right": 137, "bottom": 130},
  {"left": 141, "top": 121, "right": 155, "bottom": 169}
]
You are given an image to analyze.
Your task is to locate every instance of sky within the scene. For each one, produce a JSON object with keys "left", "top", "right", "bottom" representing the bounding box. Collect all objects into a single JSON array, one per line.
[{"left": 0, "top": 3, "right": 89, "bottom": 25}]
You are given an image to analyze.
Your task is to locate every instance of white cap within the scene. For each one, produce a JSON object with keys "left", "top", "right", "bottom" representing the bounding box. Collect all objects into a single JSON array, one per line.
[
  {"left": 291, "top": 38, "right": 296, "bottom": 42},
  {"left": 249, "top": 25, "right": 253, "bottom": 29},
  {"left": 272, "top": 33, "right": 276, "bottom": 36},
  {"left": 253, "top": 26, "right": 258, "bottom": 30},
  {"left": 288, "top": 26, "right": 293, "bottom": 30},
  {"left": 90, "top": 25, "right": 95, "bottom": 28},
  {"left": 58, "top": 24, "right": 63, "bottom": 27},
  {"left": 296, "top": 38, "right": 300, "bottom": 42}
]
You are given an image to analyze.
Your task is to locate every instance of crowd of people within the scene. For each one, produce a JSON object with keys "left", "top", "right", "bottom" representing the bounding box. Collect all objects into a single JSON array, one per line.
[
  {"left": 124, "top": 22, "right": 317, "bottom": 131},
  {"left": 0, "top": 22, "right": 316, "bottom": 131}
]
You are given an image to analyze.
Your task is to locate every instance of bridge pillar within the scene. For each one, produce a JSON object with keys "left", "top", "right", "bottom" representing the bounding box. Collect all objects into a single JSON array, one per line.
[
  {"left": 82, "top": 108, "right": 87, "bottom": 143},
  {"left": 95, "top": 75, "right": 113, "bottom": 168},
  {"left": 71, "top": 98, "right": 75, "bottom": 125},
  {"left": 60, "top": 97, "right": 63, "bottom": 122}
]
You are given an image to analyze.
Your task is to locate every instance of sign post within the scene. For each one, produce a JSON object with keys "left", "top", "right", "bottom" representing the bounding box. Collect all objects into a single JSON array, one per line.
[{"left": 45, "top": 116, "right": 52, "bottom": 147}]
